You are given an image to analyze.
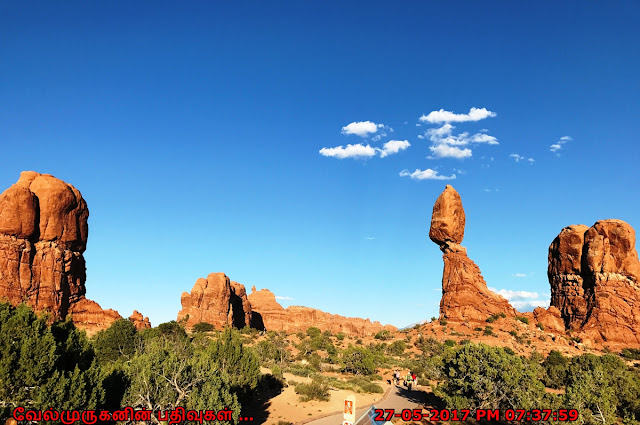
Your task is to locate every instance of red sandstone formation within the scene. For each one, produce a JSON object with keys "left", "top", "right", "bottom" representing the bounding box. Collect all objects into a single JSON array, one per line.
[
  {"left": 177, "top": 272, "right": 253, "bottom": 329},
  {"left": 0, "top": 171, "right": 149, "bottom": 335},
  {"left": 248, "top": 288, "right": 396, "bottom": 336},
  {"left": 129, "top": 309, "right": 152, "bottom": 330},
  {"left": 549, "top": 219, "right": 640, "bottom": 344},
  {"left": 430, "top": 185, "right": 516, "bottom": 322}
]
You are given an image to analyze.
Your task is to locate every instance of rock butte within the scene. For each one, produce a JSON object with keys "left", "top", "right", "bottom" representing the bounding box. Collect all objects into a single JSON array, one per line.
[
  {"left": 430, "top": 185, "right": 516, "bottom": 321},
  {"left": 178, "top": 274, "right": 396, "bottom": 336},
  {"left": 549, "top": 219, "right": 640, "bottom": 344},
  {"left": 429, "top": 184, "right": 640, "bottom": 347},
  {"left": 0, "top": 171, "right": 150, "bottom": 335}
]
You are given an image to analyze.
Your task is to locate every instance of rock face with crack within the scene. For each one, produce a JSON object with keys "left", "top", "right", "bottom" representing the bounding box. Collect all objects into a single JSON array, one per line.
[
  {"left": 0, "top": 171, "right": 149, "bottom": 334},
  {"left": 549, "top": 219, "right": 640, "bottom": 343},
  {"left": 430, "top": 185, "right": 516, "bottom": 321}
]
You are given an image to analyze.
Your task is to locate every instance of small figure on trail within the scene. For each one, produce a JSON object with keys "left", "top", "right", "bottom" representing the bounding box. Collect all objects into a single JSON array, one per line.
[
  {"left": 394, "top": 369, "right": 400, "bottom": 385},
  {"left": 405, "top": 371, "right": 414, "bottom": 391},
  {"left": 411, "top": 371, "right": 417, "bottom": 387}
]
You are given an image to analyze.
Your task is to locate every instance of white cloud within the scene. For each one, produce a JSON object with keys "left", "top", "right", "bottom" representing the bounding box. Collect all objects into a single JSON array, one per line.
[
  {"left": 378, "top": 140, "right": 411, "bottom": 158},
  {"left": 510, "top": 153, "right": 524, "bottom": 162},
  {"left": 527, "top": 158, "right": 535, "bottom": 164},
  {"left": 341, "top": 121, "right": 380, "bottom": 137},
  {"left": 488, "top": 287, "right": 550, "bottom": 311},
  {"left": 472, "top": 133, "right": 499, "bottom": 145},
  {"left": 319, "top": 144, "right": 377, "bottom": 159},
  {"left": 420, "top": 107, "right": 497, "bottom": 123},
  {"left": 399, "top": 168, "right": 456, "bottom": 180},
  {"left": 513, "top": 273, "right": 527, "bottom": 278},
  {"left": 550, "top": 136, "right": 573, "bottom": 153},
  {"left": 365, "top": 236, "right": 376, "bottom": 240},
  {"left": 429, "top": 144, "right": 472, "bottom": 159},
  {"left": 275, "top": 295, "right": 294, "bottom": 301}
]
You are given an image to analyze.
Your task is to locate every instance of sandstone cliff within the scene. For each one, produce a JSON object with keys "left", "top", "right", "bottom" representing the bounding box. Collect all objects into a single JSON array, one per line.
[
  {"left": 430, "top": 185, "right": 516, "bottom": 321},
  {"left": 549, "top": 219, "right": 640, "bottom": 344},
  {"left": 177, "top": 272, "right": 253, "bottom": 329},
  {"left": 0, "top": 171, "right": 149, "bottom": 334}
]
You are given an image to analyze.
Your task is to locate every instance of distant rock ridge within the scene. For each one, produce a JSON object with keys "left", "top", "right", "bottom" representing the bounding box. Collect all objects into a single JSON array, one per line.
[
  {"left": 0, "top": 171, "right": 150, "bottom": 334},
  {"left": 548, "top": 219, "right": 640, "bottom": 344},
  {"left": 247, "top": 287, "right": 397, "bottom": 336},
  {"left": 430, "top": 185, "right": 516, "bottom": 321},
  {"left": 177, "top": 274, "right": 396, "bottom": 336}
]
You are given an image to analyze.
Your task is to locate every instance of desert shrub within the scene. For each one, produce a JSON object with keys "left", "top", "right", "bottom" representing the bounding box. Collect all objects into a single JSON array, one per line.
[
  {"left": 431, "top": 317, "right": 437, "bottom": 322},
  {"left": 374, "top": 330, "right": 392, "bottom": 340},
  {"left": 94, "top": 318, "right": 138, "bottom": 364},
  {"left": 294, "top": 378, "right": 329, "bottom": 402},
  {"left": 460, "top": 339, "right": 472, "bottom": 345},
  {"left": 355, "top": 338, "right": 363, "bottom": 345},
  {"left": 486, "top": 316, "right": 496, "bottom": 323},
  {"left": 515, "top": 316, "right": 530, "bottom": 325},
  {"left": 287, "top": 362, "right": 316, "bottom": 377},
  {"left": 336, "top": 332, "right": 345, "bottom": 341},
  {"left": 473, "top": 327, "right": 482, "bottom": 332},
  {"left": 388, "top": 340, "right": 406, "bottom": 356},
  {"left": 306, "top": 326, "right": 321, "bottom": 338},
  {"left": 620, "top": 348, "right": 640, "bottom": 360},
  {"left": 536, "top": 323, "right": 545, "bottom": 331},
  {"left": 436, "top": 343, "right": 545, "bottom": 411},
  {"left": 0, "top": 303, "right": 105, "bottom": 419},
  {"left": 439, "top": 319, "right": 448, "bottom": 326},
  {"left": 192, "top": 322, "right": 215, "bottom": 333},
  {"left": 483, "top": 326, "right": 494, "bottom": 336},
  {"left": 509, "top": 330, "right": 518, "bottom": 337},
  {"left": 504, "top": 347, "right": 515, "bottom": 355},
  {"left": 444, "top": 339, "right": 457, "bottom": 347},
  {"left": 543, "top": 350, "right": 569, "bottom": 389},
  {"left": 341, "top": 346, "right": 376, "bottom": 375}
]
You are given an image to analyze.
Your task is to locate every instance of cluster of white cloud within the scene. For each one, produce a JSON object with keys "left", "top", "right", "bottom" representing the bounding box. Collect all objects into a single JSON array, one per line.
[
  {"left": 319, "top": 139, "right": 410, "bottom": 159},
  {"left": 399, "top": 168, "right": 456, "bottom": 180},
  {"left": 550, "top": 136, "right": 573, "bottom": 153},
  {"left": 341, "top": 121, "right": 379, "bottom": 137},
  {"left": 417, "top": 109, "right": 499, "bottom": 159},
  {"left": 509, "top": 153, "right": 535, "bottom": 164},
  {"left": 419, "top": 107, "right": 496, "bottom": 123},
  {"left": 489, "top": 287, "right": 550, "bottom": 310}
]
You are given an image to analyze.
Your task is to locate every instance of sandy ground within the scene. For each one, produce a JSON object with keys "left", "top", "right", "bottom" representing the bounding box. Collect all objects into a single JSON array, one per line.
[{"left": 255, "top": 371, "right": 391, "bottom": 425}]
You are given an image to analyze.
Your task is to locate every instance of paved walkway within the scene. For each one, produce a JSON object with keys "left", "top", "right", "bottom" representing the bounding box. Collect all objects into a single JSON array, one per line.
[{"left": 303, "top": 384, "right": 425, "bottom": 425}]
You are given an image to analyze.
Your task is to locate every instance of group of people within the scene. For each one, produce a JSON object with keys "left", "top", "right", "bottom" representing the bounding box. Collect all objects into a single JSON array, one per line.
[{"left": 392, "top": 369, "right": 417, "bottom": 390}]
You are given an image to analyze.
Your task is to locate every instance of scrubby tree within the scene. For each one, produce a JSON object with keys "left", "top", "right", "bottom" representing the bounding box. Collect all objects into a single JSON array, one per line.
[
  {"left": 0, "top": 303, "right": 104, "bottom": 420},
  {"left": 93, "top": 318, "right": 138, "bottom": 364},
  {"left": 436, "top": 343, "right": 546, "bottom": 412},
  {"left": 542, "top": 350, "right": 569, "bottom": 389},
  {"left": 341, "top": 346, "right": 376, "bottom": 375}
]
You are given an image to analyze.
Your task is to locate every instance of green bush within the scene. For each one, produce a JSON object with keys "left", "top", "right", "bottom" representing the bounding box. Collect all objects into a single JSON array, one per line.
[
  {"left": 94, "top": 318, "right": 138, "bottom": 364},
  {"left": 294, "top": 378, "right": 329, "bottom": 402},
  {"left": 374, "top": 330, "right": 392, "bottom": 340},
  {"left": 620, "top": 348, "right": 640, "bottom": 360},
  {"left": 306, "top": 326, "right": 321, "bottom": 338},
  {"left": 436, "top": 343, "right": 545, "bottom": 411},
  {"left": 483, "top": 326, "right": 494, "bottom": 336},
  {"left": 336, "top": 332, "right": 345, "bottom": 341},
  {"left": 439, "top": 319, "right": 448, "bottom": 326},
  {"left": 388, "top": 340, "right": 406, "bottom": 356},
  {"left": 536, "top": 323, "right": 545, "bottom": 331},
  {"left": 515, "top": 316, "right": 530, "bottom": 325},
  {"left": 473, "top": 327, "right": 482, "bottom": 332},
  {"left": 341, "top": 346, "right": 376, "bottom": 375},
  {"left": 444, "top": 339, "right": 457, "bottom": 347},
  {"left": 192, "top": 322, "right": 215, "bottom": 333}
]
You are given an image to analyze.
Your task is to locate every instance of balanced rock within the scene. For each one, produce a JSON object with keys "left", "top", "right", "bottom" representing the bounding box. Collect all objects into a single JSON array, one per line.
[
  {"left": 430, "top": 186, "right": 515, "bottom": 321},
  {"left": 549, "top": 219, "right": 640, "bottom": 344},
  {"left": 247, "top": 287, "right": 396, "bottom": 336},
  {"left": 177, "top": 272, "right": 252, "bottom": 329},
  {"left": 429, "top": 184, "right": 465, "bottom": 245}
]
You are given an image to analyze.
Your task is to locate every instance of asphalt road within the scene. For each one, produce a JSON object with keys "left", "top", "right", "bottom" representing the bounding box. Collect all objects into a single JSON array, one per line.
[{"left": 303, "top": 384, "right": 425, "bottom": 425}]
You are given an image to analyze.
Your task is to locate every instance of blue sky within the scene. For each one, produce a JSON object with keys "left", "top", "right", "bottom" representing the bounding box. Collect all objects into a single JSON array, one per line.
[{"left": 1, "top": 1, "right": 639, "bottom": 328}]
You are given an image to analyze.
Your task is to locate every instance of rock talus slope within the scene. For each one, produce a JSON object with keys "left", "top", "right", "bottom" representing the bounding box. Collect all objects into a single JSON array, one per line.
[
  {"left": 430, "top": 185, "right": 515, "bottom": 321},
  {"left": 0, "top": 171, "right": 149, "bottom": 334}
]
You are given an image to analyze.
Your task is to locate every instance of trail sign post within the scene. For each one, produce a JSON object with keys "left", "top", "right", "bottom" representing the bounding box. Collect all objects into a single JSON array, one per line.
[{"left": 343, "top": 394, "right": 356, "bottom": 425}]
